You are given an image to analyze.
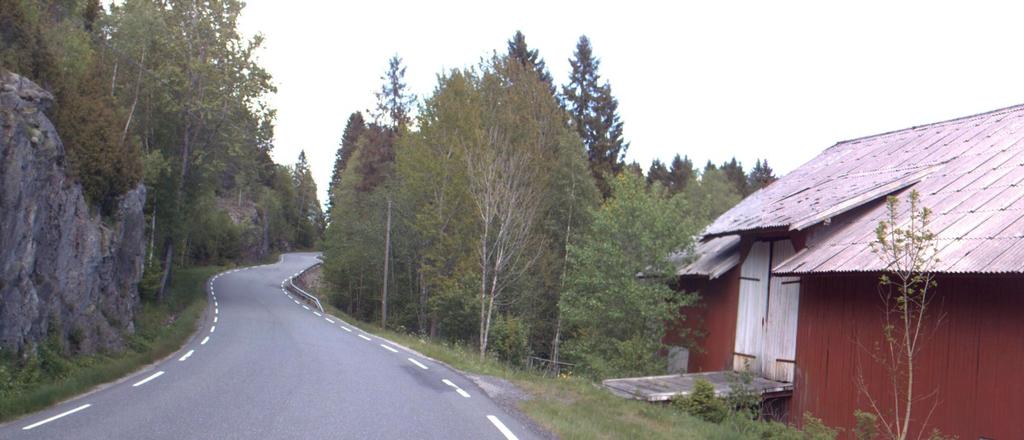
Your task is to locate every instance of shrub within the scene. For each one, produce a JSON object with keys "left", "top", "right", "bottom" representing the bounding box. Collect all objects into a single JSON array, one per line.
[
  {"left": 853, "top": 410, "right": 878, "bottom": 440},
  {"left": 487, "top": 314, "right": 530, "bottom": 364},
  {"left": 674, "top": 378, "right": 728, "bottom": 423}
]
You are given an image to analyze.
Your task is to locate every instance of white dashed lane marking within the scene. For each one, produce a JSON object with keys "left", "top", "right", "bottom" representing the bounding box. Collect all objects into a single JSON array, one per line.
[
  {"left": 380, "top": 344, "right": 398, "bottom": 353},
  {"left": 325, "top": 318, "right": 335, "bottom": 324},
  {"left": 21, "top": 404, "right": 91, "bottom": 431},
  {"left": 201, "top": 336, "right": 210, "bottom": 345},
  {"left": 487, "top": 415, "right": 519, "bottom": 440},
  {"left": 341, "top": 326, "right": 352, "bottom": 332},
  {"left": 358, "top": 334, "right": 371, "bottom": 341},
  {"left": 442, "top": 379, "right": 471, "bottom": 398},
  {"left": 408, "top": 358, "right": 428, "bottom": 370},
  {"left": 132, "top": 371, "right": 164, "bottom": 387},
  {"left": 178, "top": 350, "right": 194, "bottom": 362}
]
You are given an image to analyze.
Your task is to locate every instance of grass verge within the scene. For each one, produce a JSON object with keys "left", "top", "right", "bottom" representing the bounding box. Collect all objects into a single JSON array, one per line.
[
  {"left": 0, "top": 266, "right": 221, "bottom": 423},
  {"left": 305, "top": 279, "right": 763, "bottom": 439}
]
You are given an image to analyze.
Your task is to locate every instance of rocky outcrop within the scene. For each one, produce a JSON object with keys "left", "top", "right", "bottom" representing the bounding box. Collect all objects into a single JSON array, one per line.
[{"left": 0, "top": 71, "right": 146, "bottom": 355}]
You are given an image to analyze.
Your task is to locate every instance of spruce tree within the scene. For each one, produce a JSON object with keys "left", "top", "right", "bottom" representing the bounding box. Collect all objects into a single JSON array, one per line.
[
  {"left": 668, "top": 154, "right": 696, "bottom": 194},
  {"left": 372, "top": 55, "right": 416, "bottom": 130},
  {"left": 328, "top": 111, "right": 366, "bottom": 215},
  {"left": 647, "top": 159, "right": 670, "bottom": 188},
  {"left": 747, "top": 159, "right": 777, "bottom": 192},
  {"left": 720, "top": 157, "right": 749, "bottom": 196},
  {"left": 507, "top": 30, "right": 555, "bottom": 95},
  {"left": 563, "top": 35, "right": 629, "bottom": 197}
]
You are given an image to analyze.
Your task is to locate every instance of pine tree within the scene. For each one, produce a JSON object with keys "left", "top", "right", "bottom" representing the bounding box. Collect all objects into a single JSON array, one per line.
[
  {"left": 747, "top": 159, "right": 777, "bottom": 192},
  {"left": 563, "top": 35, "right": 629, "bottom": 197},
  {"left": 328, "top": 111, "right": 366, "bottom": 216},
  {"left": 507, "top": 30, "right": 554, "bottom": 95},
  {"left": 372, "top": 55, "right": 416, "bottom": 130}
]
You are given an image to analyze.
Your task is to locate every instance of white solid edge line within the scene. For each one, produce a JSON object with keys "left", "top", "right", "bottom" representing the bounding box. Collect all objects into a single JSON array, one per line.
[
  {"left": 408, "top": 358, "right": 428, "bottom": 369},
  {"left": 22, "top": 404, "right": 91, "bottom": 430},
  {"left": 358, "top": 334, "right": 371, "bottom": 341},
  {"left": 132, "top": 370, "right": 164, "bottom": 387},
  {"left": 341, "top": 326, "right": 352, "bottom": 332},
  {"left": 201, "top": 336, "right": 210, "bottom": 345},
  {"left": 178, "top": 349, "right": 194, "bottom": 361},
  {"left": 487, "top": 415, "right": 519, "bottom": 440},
  {"left": 380, "top": 344, "right": 398, "bottom": 353},
  {"left": 325, "top": 318, "right": 335, "bottom": 324}
]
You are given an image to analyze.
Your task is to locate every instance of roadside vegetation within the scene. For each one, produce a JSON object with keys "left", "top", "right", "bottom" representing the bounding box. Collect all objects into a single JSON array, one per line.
[
  {"left": 0, "top": 266, "right": 218, "bottom": 423},
  {"left": 306, "top": 282, "right": 837, "bottom": 439}
]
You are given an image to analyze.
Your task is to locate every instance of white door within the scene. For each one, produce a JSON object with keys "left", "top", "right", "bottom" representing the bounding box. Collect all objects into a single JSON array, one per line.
[
  {"left": 732, "top": 239, "right": 801, "bottom": 382},
  {"left": 762, "top": 240, "right": 800, "bottom": 382},
  {"left": 733, "top": 241, "right": 770, "bottom": 373}
]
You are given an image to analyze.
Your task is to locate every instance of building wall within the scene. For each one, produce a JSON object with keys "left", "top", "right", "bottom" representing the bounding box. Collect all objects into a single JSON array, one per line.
[
  {"left": 668, "top": 266, "right": 740, "bottom": 372},
  {"left": 793, "top": 274, "right": 1024, "bottom": 439}
]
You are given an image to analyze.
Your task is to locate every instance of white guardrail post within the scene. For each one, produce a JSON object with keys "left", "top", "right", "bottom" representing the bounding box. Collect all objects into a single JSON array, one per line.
[{"left": 288, "top": 261, "right": 324, "bottom": 314}]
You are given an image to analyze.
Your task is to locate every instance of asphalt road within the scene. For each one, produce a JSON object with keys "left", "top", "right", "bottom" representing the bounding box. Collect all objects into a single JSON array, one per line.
[{"left": 0, "top": 253, "right": 540, "bottom": 439}]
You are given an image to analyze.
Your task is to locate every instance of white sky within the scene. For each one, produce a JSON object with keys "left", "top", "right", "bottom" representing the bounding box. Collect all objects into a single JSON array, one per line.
[{"left": 238, "top": 1, "right": 1024, "bottom": 205}]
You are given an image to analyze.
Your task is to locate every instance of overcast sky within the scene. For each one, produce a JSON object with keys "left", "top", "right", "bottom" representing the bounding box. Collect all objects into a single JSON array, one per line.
[{"left": 238, "top": 1, "right": 1024, "bottom": 205}]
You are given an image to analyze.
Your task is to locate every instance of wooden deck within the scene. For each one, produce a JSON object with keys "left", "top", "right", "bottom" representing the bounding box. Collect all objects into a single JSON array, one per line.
[{"left": 601, "top": 371, "right": 793, "bottom": 402}]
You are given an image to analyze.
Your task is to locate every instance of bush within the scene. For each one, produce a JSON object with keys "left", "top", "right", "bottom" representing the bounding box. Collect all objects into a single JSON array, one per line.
[
  {"left": 674, "top": 378, "right": 728, "bottom": 423},
  {"left": 487, "top": 314, "right": 530, "bottom": 364},
  {"left": 853, "top": 410, "right": 878, "bottom": 440}
]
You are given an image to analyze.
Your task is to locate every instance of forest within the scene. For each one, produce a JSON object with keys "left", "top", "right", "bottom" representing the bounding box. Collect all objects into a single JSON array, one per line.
[
  {"left": 0, "top": 0, "right": 324, "bottom": 298},
  {"left": 322, "top": 32, "right": 777, "bottom": 378},
  {"left": 1, "top": 0, "right": 779, "bottom": 380}
]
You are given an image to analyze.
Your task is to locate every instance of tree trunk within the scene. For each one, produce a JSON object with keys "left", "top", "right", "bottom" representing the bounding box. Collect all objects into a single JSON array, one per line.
[{"left": 157, "top": 242, "right": 174, "bottom": 300}]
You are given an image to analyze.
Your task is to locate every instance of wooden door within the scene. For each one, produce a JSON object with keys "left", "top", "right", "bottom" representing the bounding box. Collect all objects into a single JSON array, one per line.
[
  {"left": 762, "top": 240, "right": 800, "bottom": 382},
  {"left": 732, "top": 239, "right": 801, "bottom": 382},
  {"left": 733, "top": 241, "right": 770, "bottom": 373}
]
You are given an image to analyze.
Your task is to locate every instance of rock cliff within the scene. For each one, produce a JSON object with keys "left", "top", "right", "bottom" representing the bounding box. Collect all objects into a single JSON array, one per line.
[{"left": 0, "top": 71, "right": 146, "bottom": 355}]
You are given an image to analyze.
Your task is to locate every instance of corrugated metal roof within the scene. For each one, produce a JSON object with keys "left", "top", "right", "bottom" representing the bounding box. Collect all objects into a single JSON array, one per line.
[
  {"left": 709, "top": 103, "right": 1024, "bottom": 274},
  {"left": 674, "top": 235, "right": 741, "bottom": 279}
]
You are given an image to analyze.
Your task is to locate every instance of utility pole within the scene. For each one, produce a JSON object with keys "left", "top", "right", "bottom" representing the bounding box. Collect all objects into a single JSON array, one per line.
[{"left": 382, "top": 198, "right": 392, "bottom": 328}]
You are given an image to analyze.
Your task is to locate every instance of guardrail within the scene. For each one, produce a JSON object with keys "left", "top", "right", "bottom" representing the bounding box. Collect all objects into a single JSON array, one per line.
[{"left": 287, "top": 260, "right": 324, "bottom": 314}]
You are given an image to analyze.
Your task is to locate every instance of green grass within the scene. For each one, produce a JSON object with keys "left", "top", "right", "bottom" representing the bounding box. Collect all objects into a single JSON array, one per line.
[
  {"left": 307, "top": 287, "right": 771, "bottom": 439},
  {"left": 0, "top": 266, "right": 221, "bottom": 423}
]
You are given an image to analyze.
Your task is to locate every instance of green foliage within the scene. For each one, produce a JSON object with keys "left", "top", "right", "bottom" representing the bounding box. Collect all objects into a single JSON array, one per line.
[
  {"left": 487, "top": 315, "right": 530, "bottom": 364},
  {"left": 853, "top": 410, "right": 879, "bottom": 440},
  {"left": 560, "top": 173, "right": 700, "bottom": 378},
  {"left": 802, "top": 413, "right": 841, "bottom": 440},
  {"left": 674, "top": 379, "right": 728, "bottom": 423}
]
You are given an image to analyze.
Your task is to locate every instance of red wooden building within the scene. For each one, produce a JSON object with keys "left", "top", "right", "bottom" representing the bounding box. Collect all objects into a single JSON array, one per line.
[{"left": 671, "top": 104, "right": 1024, "bottom": 439}]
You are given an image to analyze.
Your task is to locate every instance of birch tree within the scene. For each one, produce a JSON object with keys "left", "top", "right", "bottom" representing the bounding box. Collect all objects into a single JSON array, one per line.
[{"left": 860, "top": 190, "right": 945, "bottom": 440}]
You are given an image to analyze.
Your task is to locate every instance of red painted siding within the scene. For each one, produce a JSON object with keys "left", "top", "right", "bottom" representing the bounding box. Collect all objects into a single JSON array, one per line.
[
  {"left": 793, "top": 275, "right": 1024, "bottom": 439},
  {"left": 669, "top": 266, "right": 740, "bottom": 372}
]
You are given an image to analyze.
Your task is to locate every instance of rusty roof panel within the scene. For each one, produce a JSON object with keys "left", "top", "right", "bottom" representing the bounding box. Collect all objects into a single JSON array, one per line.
[{"left": 740, "top": 103, "right": 1024, "bottom": 274}]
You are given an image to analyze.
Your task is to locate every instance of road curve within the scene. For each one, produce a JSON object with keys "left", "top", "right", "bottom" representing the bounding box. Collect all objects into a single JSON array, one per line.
[{"left": 1, "top": 253, "right": 540, "bottom": 439}]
